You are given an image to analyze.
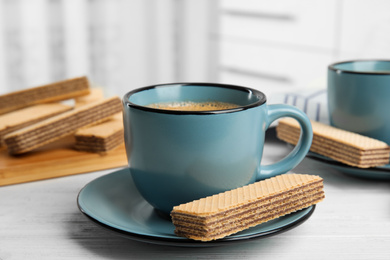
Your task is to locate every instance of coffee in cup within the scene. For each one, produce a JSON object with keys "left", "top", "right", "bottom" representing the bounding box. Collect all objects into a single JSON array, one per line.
[{"left": 147, "top": 101, "right": 239, "bottom": 111}]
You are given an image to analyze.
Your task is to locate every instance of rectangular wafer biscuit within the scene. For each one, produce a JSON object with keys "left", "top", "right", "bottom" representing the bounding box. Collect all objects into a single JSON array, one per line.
[
  {"left": 0, "top": 103, "right": 72, "bottom": 145},
  {"left": 4, "top": 97, "right": 122, "bottom": 154},
  {"left": 171, "top": 174, "right": 324, "bottom": 241},
  {"left": 74, "top": 87, "right": 104, "bottom": 107},
  {"left": 0, "top": 76, "right": 90, "bottom": 115},
  {"left": 277, "top": 129, "right": 390, "bottom": 162},
  {"left": 74, "top": 113, "right": 124, "bottom": 153},
  {"left": 276, "top": 118, "right": 390, "bottom": 168}
]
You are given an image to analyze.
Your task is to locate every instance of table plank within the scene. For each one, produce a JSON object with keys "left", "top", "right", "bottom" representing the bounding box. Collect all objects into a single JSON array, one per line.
[{"left": 0, "top": 136, "right": 127, "bottom": 186}]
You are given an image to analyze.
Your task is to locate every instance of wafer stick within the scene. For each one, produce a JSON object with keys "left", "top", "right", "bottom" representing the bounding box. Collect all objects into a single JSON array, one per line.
[
  {"left": 171, "top": 174, "right": 324, "bottom": 241},
  {"left": 74, "top": 113, "right": 124, "bottom": 153},
  {"left": 0, "top": 103, "right": 72, "bottom": 145},
  {"left": 279, "top": 131, "right": 389, "bottom": 166},
  {"left": 74, "top": 88, "right": 104, "bottom": 107},
  {"left": 0, "top": 76, "right": 90, "bottom": 115},
  {"left": 276, "top": 118, "right": 390, "bottom": 168},
  {"left": 4, "top": 97, "right": 122, "bottom": 154}
]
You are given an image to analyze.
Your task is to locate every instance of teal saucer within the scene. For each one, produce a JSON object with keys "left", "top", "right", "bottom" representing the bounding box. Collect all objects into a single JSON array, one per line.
[{"left": 77, "top": 168, "right": 315, "bottom": 247}]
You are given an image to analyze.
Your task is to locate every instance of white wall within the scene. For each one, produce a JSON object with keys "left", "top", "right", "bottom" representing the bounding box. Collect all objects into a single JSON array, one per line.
[
  {"left": 1, "top": 0, "right": 390, "bottom": 100},
  {"left": 0, "top": 0, "right": 217, "bottom": 97},
  {"left": 218, "top": 0, "right": 390, "bottom": 97}
]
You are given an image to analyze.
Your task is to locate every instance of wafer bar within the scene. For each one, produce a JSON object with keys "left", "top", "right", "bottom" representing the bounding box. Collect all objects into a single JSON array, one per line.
[
  {"left": 0, "top": 76, "right": 90, "bottom": 115},
  {"left": 74, "top": 113, "right": 124, "bottom": 153},
  {"left": 0, "top": 103, "right": 72, "bottom": 145},
  {"left": 171, "top": 174, "right": 324, "bottom": 241},
  {"left": 277, "top": 129, "right": 390, "bottom": 162},
  {"left": 74, "top": 88, "right": 104, "bottom": 107},
  {"left": 4, "top": 97, "right": 122, "bottom": 154},
  {"left": 276, "top": 118, "right": 390, "bottom": 168}
]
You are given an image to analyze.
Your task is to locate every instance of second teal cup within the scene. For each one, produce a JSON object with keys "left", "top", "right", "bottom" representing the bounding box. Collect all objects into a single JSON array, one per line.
[
  {"left": 123, "top": 83, "right": 313, "bottom": 214},
  {"left": 328, "top": 60, "right": 390, "bottom": 145}
]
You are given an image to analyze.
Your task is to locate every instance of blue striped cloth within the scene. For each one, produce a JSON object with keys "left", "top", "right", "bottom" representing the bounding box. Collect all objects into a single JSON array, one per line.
[{"left": 269, "top": 89, "right": 329, "bottom": 124}]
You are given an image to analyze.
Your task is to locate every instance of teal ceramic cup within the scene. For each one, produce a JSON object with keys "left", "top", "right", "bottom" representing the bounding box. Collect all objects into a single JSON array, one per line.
[
  {"left": 123, "top": 83, "right": 313, "bottom": 214},
  {"left": 328, "top": 60, "right": 390, "bottom": 145}
]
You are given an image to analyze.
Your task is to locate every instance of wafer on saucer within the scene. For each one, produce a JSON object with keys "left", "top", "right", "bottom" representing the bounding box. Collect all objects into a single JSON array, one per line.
[
  {"left": 4, "top": 97, "right": 122, "bottom": 154},
  {"left": 0, "top": 76, "right": 90, "bottom": 115},
  {"left": 171, "top": 173, "right": 324, "bottom": 241},
  {"left": 74, "top": 114, "right": 124, "bottom": 153},
  {"left": 0, "top": 103, "right": 72, "bottom": 145},
  {"left": 276, "top": 118, "right": 390, "bottom": 168}
]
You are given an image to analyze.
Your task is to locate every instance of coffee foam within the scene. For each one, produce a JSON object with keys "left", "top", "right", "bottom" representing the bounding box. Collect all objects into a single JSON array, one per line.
[{"left": 147, "top": 101, "right": 239, "bottom": 111}]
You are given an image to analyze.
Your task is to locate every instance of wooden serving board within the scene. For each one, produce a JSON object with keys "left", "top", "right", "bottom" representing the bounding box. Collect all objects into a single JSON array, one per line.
[{"left": 0, "top": 136, "right": 128, "bottom": 186}]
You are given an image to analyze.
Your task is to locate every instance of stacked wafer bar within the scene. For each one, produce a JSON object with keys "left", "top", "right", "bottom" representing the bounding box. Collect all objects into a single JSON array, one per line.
[
  {"left": 74, "top": 88, "right": 104, "bottom": 107},
  {"left": 171, "top": 173, "right": 324, "bottom": 241},
  {"left": 0, "top": 76, "right": 90, "bottom": 115},
  {"left": 276, "top": 118, "right": 390, "bottom": 168},
  {"left": 4, "top": 97, "right": 122, "bottom": 154},
  {"left": 74, "top": 114, "right": 124, "bottom": 153},
  {"left": 0, "top": 103, "right": 72, "bottom": 145}
]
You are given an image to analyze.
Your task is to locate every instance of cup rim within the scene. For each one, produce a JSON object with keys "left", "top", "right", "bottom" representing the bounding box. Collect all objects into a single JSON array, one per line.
[
  {"left": 123, "top": 82, "right": 267, "bottom": 115},
  {"left": 328, "top": 59, "right": 390, "bottom": 75}
]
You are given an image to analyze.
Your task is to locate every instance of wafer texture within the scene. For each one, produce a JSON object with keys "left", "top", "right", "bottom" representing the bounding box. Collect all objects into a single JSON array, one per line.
[
  {"left": 0, "top": 103, "right": 72, "bottom": 145},
  {"left": 74, "top": 87, "right": 104, "bottom": 107},
  {"left": 276, "top": 118, "right": 390, "bottom": 168},
  {"left": 4, "top": 96, "right": 122, "bottom": 154},
  {"left": 171, "top": 174, "right": 324, "bottom": 241},
  {"left": 0, "top": 76, "right": 90, "bottom": 115},
  {"left": 74, "top": 113, "right": 124, "bottom": 153}
]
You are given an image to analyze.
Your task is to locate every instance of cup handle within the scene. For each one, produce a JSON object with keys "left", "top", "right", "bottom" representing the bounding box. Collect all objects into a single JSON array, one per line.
[{"left": 257, "top": 104, "right": 313, "bottom": 180}]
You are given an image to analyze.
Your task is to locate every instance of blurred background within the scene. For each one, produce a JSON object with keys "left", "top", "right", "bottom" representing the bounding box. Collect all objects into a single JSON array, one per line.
[{"left": 0, "top": 0, "right": 390, "bottom": 102}]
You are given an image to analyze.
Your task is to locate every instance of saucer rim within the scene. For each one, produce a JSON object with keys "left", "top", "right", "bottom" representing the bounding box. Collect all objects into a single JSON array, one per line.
[
  {"left": 78, "top": 204, "right": 315, "bottom": 247},
  {"left": 307, "top": 152, "right": 390, "bottom": 180},
  {"left": 77, "top": 168, "right": 316, "bottom": 247}
]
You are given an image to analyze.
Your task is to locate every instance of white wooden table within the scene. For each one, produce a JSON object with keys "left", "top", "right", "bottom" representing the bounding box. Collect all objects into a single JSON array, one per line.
[{"left": 1, "top": 130, "right": 389, "bottom": 260}]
